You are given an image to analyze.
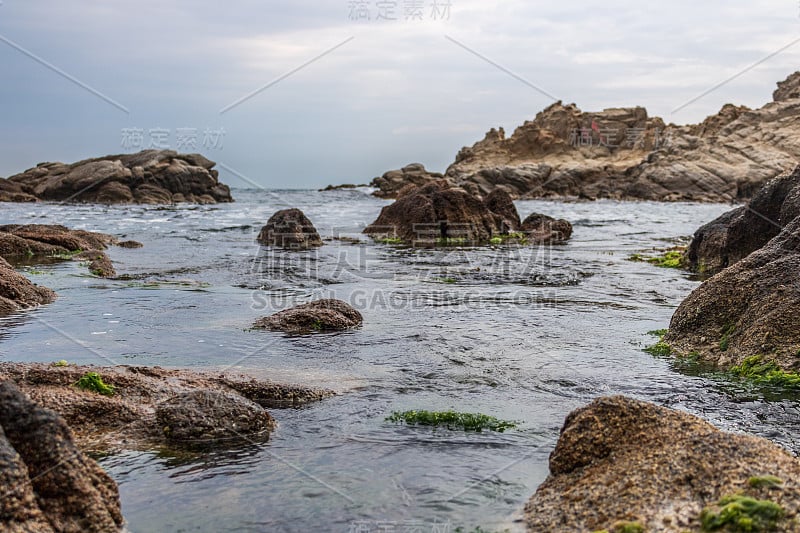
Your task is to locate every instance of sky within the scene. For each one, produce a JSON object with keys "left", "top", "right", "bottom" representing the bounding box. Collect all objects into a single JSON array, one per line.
[{"left": 1, "top": 0, "right": 799, "bottom": 189}]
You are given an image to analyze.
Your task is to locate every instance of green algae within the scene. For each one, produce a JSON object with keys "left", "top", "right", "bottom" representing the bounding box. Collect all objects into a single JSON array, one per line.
[
  {"left": 386, "top": 410, "right": 517, "bottom": 432},
  {"left": 700, "top": 494, "right": 783, "bottom": 532},
  {"left": 74, "top": 372, "right": 115, "bottom": 396}
]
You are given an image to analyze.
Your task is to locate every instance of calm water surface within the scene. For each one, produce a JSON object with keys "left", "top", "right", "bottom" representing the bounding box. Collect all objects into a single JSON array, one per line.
[{"left": 1, "top": 189, "right": 798, "bottom": 532}]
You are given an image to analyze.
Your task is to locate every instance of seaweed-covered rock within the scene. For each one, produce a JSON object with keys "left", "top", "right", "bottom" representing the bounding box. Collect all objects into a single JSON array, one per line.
[
  {"left": 254, "top": 299, "right": 362, "bottom": 333},
  {"left": 686, "top": 165, "right": 800, "bottom": 275},
  {"left": 0, "top": 381, "right": 124, "bottom": 532},
  {"left": 0, "top": 150, "right": 232, "bottom": 204},
  {"left": 520, "top": 212, "right": 573, "bottom": 244},
  {"left": 156, "top": 389, "right": 275, "bottom": 446},
  {"left": 257, "top": 208, "right": 323, "bottom": 250},
  {"left": 525, "top": 396, "right": 800, "bottom": 532}
]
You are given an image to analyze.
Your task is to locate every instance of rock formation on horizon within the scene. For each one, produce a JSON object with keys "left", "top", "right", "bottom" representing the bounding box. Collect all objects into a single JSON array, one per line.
[
  {"left": 0, "top": 150, "right": 233, "bottom": 204},
  {"left": 356, "top": 71, "right": 800, "bottom": 202}
]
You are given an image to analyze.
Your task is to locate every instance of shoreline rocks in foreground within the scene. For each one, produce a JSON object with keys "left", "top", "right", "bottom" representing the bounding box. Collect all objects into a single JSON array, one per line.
[
  {"left": 257, "top": 208, "right": 323, "bottom": 250},
  {"left": 0, "top": 381, "right": 124, "bottom": 533},
  {"left": 329, "top": 71, "right": 800, "bottom": 202},
  {"left": 0, "top": 150, "right": 233, "bottom": 204},
  {"left": 0, "top": 363, "right": 334, "bottom": 453},
  {"left": 254, "top": 299, "right": 363, "bottom": 334},
  {"left": 363, "top": 181, "right": 572, "bottom": 246},
  {"left": 526, "top": 396, "right": 800, "bottom": 532}
]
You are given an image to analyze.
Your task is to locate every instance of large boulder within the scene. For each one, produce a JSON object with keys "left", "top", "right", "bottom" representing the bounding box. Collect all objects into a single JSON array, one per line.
[
  {"left": 257, "top": 208, "right": 323, "bottom": 250},
  {"left": 666, "top": 213, "right": 800, "bottom": 371},
  {"left": 0, "top": 150, "right": 233, "bottom": 204},
  {"left": 526, "top": 396, "right": 800, "bottom": 532},
  {"left": 363, "top": 181, "right": 519, "bottom": 245},
  {"left": 254, "top": 299, "right": 362, "bottom": 334},
  {"left": 686, "top": 165, "right": 800, "bottom": 275},
  {"left": 0, "top": 257, "right": 56, "bottom": 317},
  {"left": 520, "top": 212, "right": 573, "bottom": 244},
  {"left": 368, "top": 163, "right": 445, "bottom": 199},
  {"left": 0, "top": 381, "right": 124, "bottom": 532},
  {"left": 155, "top": 389, "right": 275, "bottom": 446}
]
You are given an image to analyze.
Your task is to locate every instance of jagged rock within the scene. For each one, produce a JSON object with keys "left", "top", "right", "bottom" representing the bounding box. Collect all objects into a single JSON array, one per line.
[
  {"left": 0, "top": 257, "right": 56, "bottom": 317},
  {"left": 666, "top": 212, "right": 800, "bottom": 371},
  {"left": 525, "top": 396, "right": 800, "bottom": 532},
  {"left": 520, "top": 213, "right": 573, "bottom": 244},
  {"left": 257, "top": 208, "right": 323, "bottom": 250},
  {"left": 774, "top": 71, "right": 800, "bottom": 102},
  {"left": 254, "top": 299, "right": 362, "bottom": 334},
  {"left": 363, "top": 181, "right": 516, "bottom": 245},
  {"left": 483, "top": 189, "right": 521, "bottom": 230},
  {"left": 686, "top": 165, "right": 800, "bottom": 275},
  {"left": 0, "top": 150, "right": 233, "bottom": 204},
  {"left": 156, "top": 389, "right": 275, "bottom": 446},
  {"left": 0, "top": 381, "right": 124, "bottom": 532},
  {"left": 368, "top": 163, "right": 445, "bottom": 198}
]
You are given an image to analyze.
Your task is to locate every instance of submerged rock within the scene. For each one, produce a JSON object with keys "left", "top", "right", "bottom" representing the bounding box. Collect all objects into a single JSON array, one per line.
[
  {"left": 0, "top": 381, "right": 124, "bottom": 532},
  {"left": 0, "top": 257, "right": 56, "bottom": 316},
  {"left": 257, "top": 208, "right": 323, "bottom": 250},
  {"left": 686, "top": 165, "right": 800, "bottom": 275},
  {"left": 666, "top": 211, "right": 800, "bottom": 371},
  {"left": 0, "top": 150, "right": 233, "bottom": 204},
  {"left": 525, "top": 396, "right": 800, "bottom": 532},
  {"left": 254, "top": 299, "right": 363, "bottom": 333}
]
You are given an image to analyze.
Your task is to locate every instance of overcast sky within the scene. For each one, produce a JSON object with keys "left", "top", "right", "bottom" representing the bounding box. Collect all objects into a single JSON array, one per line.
[{"left": 1, "top": 0, "right": 799, "bottom": 188}]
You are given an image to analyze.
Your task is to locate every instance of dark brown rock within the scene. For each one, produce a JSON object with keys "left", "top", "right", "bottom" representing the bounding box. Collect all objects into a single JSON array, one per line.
[
  {"left": 526, "top": 396, "right": 800, "bottom": 532},
  {"left": 156, "top": 389, "right": 275, "bottom": 446},
  {"left": 0, "top": 258, "right": 56, "bottom": 317},
  {"left": 254, "top": 299, "right": 363, "bottom": 334},
  {"left": 686, "top": 165, "right": 800, "bottom": 275},
  {"left": 520, "top": 212, "right": 573, "bottom": 244},
  {"left": 0, "top": 381, "right": 123, "bottom": 532},
  {"left": 1, "top": 150, "right": 233, "bottom": 204},
  {"left": 369, "top": 163, "right": 445, "bottom": 199},
  {"left": 257, "top": 208, "right": 323, "bottom": 250},
  {"left": 483, "top": 189, "right": 521, "bottom": 231}
]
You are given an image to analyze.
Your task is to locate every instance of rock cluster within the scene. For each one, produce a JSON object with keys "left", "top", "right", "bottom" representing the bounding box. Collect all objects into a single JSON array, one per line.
[{"left": 0, "top": 150, "right": 233, "bottom": 204}]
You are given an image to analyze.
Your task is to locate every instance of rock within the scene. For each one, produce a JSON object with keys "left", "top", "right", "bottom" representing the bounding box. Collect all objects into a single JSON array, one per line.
[
  {"left": 0, "top": 363, "right": 333, "bottom": 453},
  {"left": 254, "top": 299, "right": 363, "bottom": 334},
  {"left": 363, "top": 181, "right": 518, "bottom": 245},
  {"left": 774, "top": 71, "right": 800, "bottom": 102},
  {"left": 0, "top": 150, "right": 233, "bottom": 204},
  {"left": 0, "top": 258, "right": 56, "bottom": 317},
  {"left": 0, "top": 381, "right": 124, "bottom": 532},
  {"left": 155, "top": 389, "right": 275, "bottom": 446},
  {"left": 525, "top": 396, "right": 800, "bottom": 532},
  {"left": 369, "top": 163, "right": 446, "bottom": 198},
  {"left": 686, "top": 165, "right": 800, "bottom": 275},
  {"left": 666, "top": 212, "right": 800, "bottom": 371},
  {"left": 257, "top": 208, "right": 323, "bottom": 250},
  {"left": 483, "top": 189, "right": 521, "bottom": 230},
  {"left": 520, "top": 212, "right": 573, "bottom": 244}
]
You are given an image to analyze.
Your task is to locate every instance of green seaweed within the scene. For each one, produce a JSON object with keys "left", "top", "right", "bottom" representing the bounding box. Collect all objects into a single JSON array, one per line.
[
  {"left": 74, "top": 372, "right": 115, "bottom": 396},
  {"left": 647, "top": 329, "right": 669, "bottom": 338},
  {"left": 375, "top": 237, "right": 404, "bottom": 245},
  {"left": 386, "top": 410, "right": 517, "bottom": 432},
  {"left": 52, "top": 360, "right": 69, "bottom": 367},
  {"left": 437, "top": 277, "right": 458, "bottom": 284},
  {"left": 310, "top": 319, "right": 323, "bottom": 332},
  {"left": 489, "top": 232, "right": 528, "bottom": 245},
  {"left": 644, "top": 329, "right": 672, "bottom": 357},
  {"left": 720, "top": 324, "right": 736, "bottom": 352},
  {"left": 627, "top": 247, "right": 686, "bottom": 269},
  {"left": 729, "top": 356, "right": 800, "bottom": 390},
  {"left": 50, "top": 249, "right": 83, "bottom": 260},
  {"left": 436, "top": 237, "right": 468, "bottom": 246},
  {"left": 613, "top": 522, "right": 646, "bottom": 533},
  {"left": 747, "top": 476, "right": 783, "bottom": 489},
  {"left": 700, "top": 494, "right": 783, "bottom": 532}
]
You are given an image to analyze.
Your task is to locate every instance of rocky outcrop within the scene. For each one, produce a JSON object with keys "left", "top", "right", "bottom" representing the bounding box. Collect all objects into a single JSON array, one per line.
[
  {"left": 0, "top": 363, "right": 333, "bottom": 453},
  {"left": 520, "top": 212, "right": 573, "bottom": 244},
  {"left": 257, "top": 208, "right": 323, "bottom": 250},
  {"left": 0, "top": 150, "right": 233, "bottom": 204},
  {"left": 368, "top": 163, "right": 444, "bottom": 199},
  {"left": 254, "top": 299, "right": 363, "bottom": 334},
  {"left": 483, "top": 189, "right": 521, "bottom": 230},
  {"left": 666, "top": 210, "right": 800, "bottom": 371},
  {"left": 774, "top": 71, "right": 800, "bottom": 102},
  {"left": 0, "top": 224, "right": 141, "bottom": 278},
  {"left": 0, "top": 381, "right": 124, "bottom": 532},
  {"left": 525, "top": 396, "right": 800, "bottom": 532},
  {"left": 0, "top": 257, "right": 56, "bottom": 317},
  {"left": 686, "top": 165, "right": 800, "bottom": 275}
]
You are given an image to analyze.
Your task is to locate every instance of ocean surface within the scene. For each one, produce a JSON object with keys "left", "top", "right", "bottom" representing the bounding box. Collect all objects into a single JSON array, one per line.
[{"left": 1, "top": 189, "right": 798, "bottom": 533}]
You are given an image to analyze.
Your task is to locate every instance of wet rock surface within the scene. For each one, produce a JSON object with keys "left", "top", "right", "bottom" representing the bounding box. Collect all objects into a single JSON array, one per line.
[
  {"left": 0, "top": 381, "right": 124, "bottom": 533},
  {"left": 520, "top": 212, "right": 573, "bottom": 244},
  {"left": 0, "top": 363, "right": 333, "bottom": 453},
  {"left": 0, "top": 257, "right": 56, "bottom": 317},
  {"left": 525, "top": 396, "right": 800, "bottom": 532},
  {"left": 0, "top": 150, "right": 233, "bottom": 204},
  {"left": 257, "top": 208, "right": 323, "bottom": 250},
  {"left": 254, "top": 299, "right": 363, "bottom": 334}
]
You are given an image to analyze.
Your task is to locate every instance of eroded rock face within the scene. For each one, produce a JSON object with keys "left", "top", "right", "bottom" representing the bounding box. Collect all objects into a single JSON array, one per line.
[
  {"left": 0, "top": 257, "right": 56, "bottom": 317},
  {"left": 666, "top": 213, "right": 800, "bottom": 371},
  {"left": 363, "top": 181, "right": 517, "bottom": 245},
  {"left": 257, "top": 208, "right": 323, "bottom": 250},
  {"left": 686, "top": 165, "right": 800, "bottom": 275},
  {"left": 156, "top": 390, "right": 275, "bottom": 446},
  {"left": 254, "top": 299, "right": 363, "bottom": 334},
  {"left": 0, "top": 381, "right": 124, "bottom": 533},
  {"left": 369, "top": 163, "right": 444, "bottom": 199},
  {"left": 0, "top": 150, "right": 233, "bottom": 204},
  {"left": 525, "top": 396, "right": 800, "bottom": 532}
]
